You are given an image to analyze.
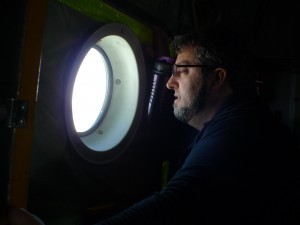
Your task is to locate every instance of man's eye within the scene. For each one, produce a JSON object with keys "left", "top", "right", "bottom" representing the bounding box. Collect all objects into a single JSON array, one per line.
[{"left": 178, "top": 68, "right": 188, "bottom": 74}]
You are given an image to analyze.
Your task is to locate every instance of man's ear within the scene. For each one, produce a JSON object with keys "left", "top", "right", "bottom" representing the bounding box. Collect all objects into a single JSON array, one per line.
[{"left": 211, "top": 68, "right": 228, "bottom": 90}]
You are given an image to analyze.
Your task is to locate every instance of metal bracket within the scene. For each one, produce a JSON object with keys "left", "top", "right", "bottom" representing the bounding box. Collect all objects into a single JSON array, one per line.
[{"left": 0, "top": 99, "right": 29, "bottom": 128}]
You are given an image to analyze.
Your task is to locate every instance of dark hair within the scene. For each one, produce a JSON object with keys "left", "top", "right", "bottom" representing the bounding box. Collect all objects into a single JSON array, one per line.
[{"left": 172, "top": 25, "right": 257, "bottom": 96}]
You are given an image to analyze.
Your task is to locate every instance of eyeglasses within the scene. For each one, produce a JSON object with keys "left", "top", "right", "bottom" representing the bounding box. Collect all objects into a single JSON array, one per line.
[{"left": 172, "top": 64, "right": 207, "bottom": 77}]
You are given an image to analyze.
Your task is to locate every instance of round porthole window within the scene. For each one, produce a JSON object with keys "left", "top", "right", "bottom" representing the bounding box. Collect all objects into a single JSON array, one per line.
[
  {"left": 72, "top": 46, "right": 112, "bottom": 135},
  {"left": 65, "top": 23, "right": 147, "bottom": 164}
]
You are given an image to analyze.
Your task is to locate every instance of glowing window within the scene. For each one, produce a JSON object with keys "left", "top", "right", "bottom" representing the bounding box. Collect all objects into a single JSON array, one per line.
[
  {"left": 65, "top": 23, "right": 146, "bottom": 163},
  {"left": 72, "top": 47, "right": 111, "bottom": 134}
]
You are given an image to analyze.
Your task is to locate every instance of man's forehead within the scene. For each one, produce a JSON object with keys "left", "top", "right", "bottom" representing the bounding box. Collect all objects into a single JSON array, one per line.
[{"left": 176, "top": 46, "right": 197, "bottom": 63}]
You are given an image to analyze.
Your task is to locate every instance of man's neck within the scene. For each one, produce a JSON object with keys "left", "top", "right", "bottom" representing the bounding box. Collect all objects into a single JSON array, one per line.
[
  {"left": 189, "top": 90, "right": 233, "bottom": 130},
  {"left": 188, "top": 108, "right": 218, "bottom": 131}
]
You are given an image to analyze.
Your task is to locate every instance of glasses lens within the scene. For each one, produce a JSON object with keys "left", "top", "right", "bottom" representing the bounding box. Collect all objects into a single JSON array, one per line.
[{"left": 172, "top": 64, "right": 177, "bottom": 76}]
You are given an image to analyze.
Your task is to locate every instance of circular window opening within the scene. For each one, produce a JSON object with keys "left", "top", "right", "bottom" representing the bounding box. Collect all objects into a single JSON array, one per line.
[
  {"left": 72, "top": 47, "right": 112, "bottom": 135},
  {"left": 65, "top": 23, "right": 146, "bottom": 164}
]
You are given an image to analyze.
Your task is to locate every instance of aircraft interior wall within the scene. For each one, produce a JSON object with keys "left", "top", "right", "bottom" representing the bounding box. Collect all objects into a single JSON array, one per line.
[{"left": 0, "top": 1, "right": 28, "bottom": 209}]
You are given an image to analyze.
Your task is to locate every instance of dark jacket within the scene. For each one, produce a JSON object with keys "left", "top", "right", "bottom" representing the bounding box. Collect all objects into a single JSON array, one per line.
[{"left": 96, "top": 95, "right": 299, "bottom": 225}]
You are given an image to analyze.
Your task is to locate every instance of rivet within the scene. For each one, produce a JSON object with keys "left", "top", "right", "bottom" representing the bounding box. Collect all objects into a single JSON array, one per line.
[{"left": 115, "top": 79, "right": 121, "bottom": 85}]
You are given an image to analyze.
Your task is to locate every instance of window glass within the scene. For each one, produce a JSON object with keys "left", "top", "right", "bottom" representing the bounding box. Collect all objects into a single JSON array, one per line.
[{"left": 72, "top": 47, "right": 110, "bottom": 133}]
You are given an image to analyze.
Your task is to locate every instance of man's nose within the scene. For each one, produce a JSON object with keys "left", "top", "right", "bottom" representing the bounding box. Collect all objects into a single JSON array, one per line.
[{"left": 166, "top": 75, "right": 177, "bottom": 90}]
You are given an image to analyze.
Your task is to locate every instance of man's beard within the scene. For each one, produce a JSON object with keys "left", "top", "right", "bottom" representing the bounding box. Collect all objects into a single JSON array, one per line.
[{"left": 174, "top": 77, "right": 209, "bottom": 123}]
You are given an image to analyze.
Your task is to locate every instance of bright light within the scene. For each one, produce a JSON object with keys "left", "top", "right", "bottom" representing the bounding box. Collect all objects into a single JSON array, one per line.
[{"left": 72, "top": 47, "right": 109, "bottom": 133}]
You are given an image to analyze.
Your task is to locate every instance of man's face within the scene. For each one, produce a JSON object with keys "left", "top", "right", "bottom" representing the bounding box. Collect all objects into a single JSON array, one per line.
[{"left": 166, "top": 45, "right": 210, "bottom": 124}]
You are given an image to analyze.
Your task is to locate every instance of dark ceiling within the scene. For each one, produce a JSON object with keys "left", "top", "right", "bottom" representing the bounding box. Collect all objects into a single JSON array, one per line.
[{"left": 104, "top": 0, "right": 299, "bottom": 64}]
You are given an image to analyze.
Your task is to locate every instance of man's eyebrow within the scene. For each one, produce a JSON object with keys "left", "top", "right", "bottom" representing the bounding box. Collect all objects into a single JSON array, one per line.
[{"left": 175, "top": 60, "right": 192, "bottom": 65}]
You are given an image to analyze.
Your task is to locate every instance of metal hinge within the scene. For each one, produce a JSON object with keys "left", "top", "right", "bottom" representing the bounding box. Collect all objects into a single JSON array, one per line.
[{"left": 0, "top": 99, "right": 29, "bottom": 128}]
